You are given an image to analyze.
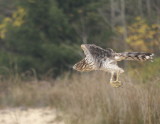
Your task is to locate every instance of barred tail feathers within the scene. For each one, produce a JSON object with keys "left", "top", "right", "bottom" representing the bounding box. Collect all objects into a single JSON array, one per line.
[{"left": 115, "top": 52, "right": 154, "bottom": 61}]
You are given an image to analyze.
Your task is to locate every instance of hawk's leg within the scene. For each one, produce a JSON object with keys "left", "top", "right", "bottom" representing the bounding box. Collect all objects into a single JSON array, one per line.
[{"left": 110, "top": 72, "right": 122, "bottom": 88}]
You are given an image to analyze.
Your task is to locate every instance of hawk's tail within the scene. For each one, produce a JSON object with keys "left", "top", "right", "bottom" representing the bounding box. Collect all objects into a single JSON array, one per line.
[{"left": 115, "top": 52, "right": 154, "bottom": 62}]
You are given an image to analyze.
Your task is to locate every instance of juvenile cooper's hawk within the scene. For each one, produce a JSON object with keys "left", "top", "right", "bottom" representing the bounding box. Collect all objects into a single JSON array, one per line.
[{"left": 73, "top": 44, "right": 154, "bottom": 88}]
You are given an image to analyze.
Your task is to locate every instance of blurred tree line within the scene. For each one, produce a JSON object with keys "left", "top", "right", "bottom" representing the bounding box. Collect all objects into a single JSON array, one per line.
[{"left": 0, "top": 0, "right": 160, "bottom": 77}]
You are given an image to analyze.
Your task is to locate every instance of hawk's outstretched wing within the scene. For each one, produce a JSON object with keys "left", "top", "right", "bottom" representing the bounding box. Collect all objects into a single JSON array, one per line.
[
  {"left": 81, "top": 44, "right": 114, "bottom": 59},
  {"left": 73, "top": 58, "right": 95, "bottom": 72},
  {"left": 73, "top": 44, "right": 116, "bottom": 72}
]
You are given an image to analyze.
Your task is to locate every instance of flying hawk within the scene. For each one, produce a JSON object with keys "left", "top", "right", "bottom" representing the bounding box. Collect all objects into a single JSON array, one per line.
[{"left": 73, "top": 44, "right": 154, "bottom": 87}]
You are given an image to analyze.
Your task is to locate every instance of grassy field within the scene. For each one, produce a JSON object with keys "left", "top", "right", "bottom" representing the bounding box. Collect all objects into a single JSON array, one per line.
[{"left": 0, "top": 69, "right": 160, "bottom": 124}]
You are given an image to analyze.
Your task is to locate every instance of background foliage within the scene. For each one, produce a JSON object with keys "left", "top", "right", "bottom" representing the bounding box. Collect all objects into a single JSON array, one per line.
[{"left": 0, "top": 0, "right": 160, "bottom": 77}]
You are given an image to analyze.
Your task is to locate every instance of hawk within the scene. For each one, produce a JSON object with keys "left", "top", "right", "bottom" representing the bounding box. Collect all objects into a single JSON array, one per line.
[{"left": 73, "top": 44, "right": 154, "bottom": 88}]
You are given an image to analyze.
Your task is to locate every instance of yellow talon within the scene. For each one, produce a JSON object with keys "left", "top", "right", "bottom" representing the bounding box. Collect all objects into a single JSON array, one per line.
[{"left": 110, "top": 81, "right": 122, "bottom": 88}]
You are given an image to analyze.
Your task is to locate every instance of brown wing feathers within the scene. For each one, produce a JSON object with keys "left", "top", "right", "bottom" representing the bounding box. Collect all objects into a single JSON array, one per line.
[{"left": 73, "top": 59, "right": 94, "bottom": 72}]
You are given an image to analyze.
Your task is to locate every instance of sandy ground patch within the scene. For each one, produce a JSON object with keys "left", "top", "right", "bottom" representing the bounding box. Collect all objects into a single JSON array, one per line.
[{"left": 0, "top": 108, "right": 64, "bottom": 124}]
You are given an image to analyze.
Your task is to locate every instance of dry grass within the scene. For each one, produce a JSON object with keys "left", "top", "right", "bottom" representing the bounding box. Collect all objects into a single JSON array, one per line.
[
  {"left": 53, "top": 72, "right": 160, "bottom": 124},
  {"left": 0, "top": 72, "right": 160, "bottom": 124}
]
